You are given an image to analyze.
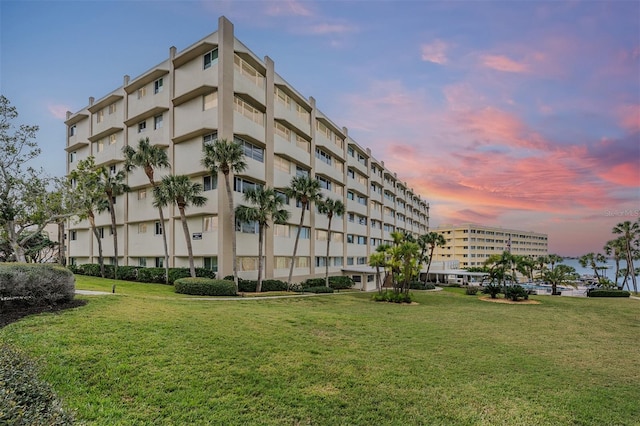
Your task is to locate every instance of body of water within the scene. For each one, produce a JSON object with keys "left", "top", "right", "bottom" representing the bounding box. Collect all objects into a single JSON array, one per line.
[{"left": 561, "top": 257, "right": 638, "bottom": 290}]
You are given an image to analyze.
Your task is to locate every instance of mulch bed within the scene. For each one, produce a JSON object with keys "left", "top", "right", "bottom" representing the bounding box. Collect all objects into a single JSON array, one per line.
[{"left": 0, "top": 300, "right": 88, "bottom": 328}]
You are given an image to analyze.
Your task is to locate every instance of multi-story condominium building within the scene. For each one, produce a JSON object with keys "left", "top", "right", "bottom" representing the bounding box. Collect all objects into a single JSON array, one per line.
[
  {"left": 431, "top": 224, "right": 548, "bottom": 269},
  {"left": 64, "top": 16, "right": 429, "bottom": 284}
]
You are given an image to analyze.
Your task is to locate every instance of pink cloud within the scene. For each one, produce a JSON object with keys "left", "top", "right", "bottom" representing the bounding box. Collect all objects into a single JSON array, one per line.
[
  {"left": 302, "top": 23, "right": 354, "bottom": 35},
  {"left": 421, "top": 40, "right": 450, "bottom": 65},
  {"left": 480, "top": 54, "right": 529, "bottom": 73},
  {"left": 47, "top": 103, "right": 70, "bottom": 120},
  {"left": 264, "top": 0, "right": 312, "bottom": 17},
  {"left": 617, "top": 104, "right": 640, "bottom": 132}
]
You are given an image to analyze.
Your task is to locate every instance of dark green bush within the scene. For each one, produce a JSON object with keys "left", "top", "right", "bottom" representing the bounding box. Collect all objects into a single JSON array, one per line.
[
  {"left": 168, "top": 268, "right": 216, "bottom": 284},
  {"left": 75, "top": 263, "right": 102, "bottom": 277},
  {"left": 238, "top": 279, "right": 257, "bottom": 292},
  {"left": 465, "top": 286, "right": 480, "bottom": 295},
  {"left": 0, "top": 263, "right": 75, "bottom": 308},
  {"left": 424, "top": 283, "right": 436, "bottom": 290},
  {"left": 587, "top": 289, "right": 630, "bottom": 298},
  {"left": 409, "top": 281, "right": 425, "bottom": 290},
  {"left": 302, "top": 278, "right": 326, "bottom": 288},
  {"left": 504, "top": 285, "right": 529, "bottom": 301},
  {"left": 118, "top": 266, "right": 142, "bottom": 281},
  {"left": 372, "top": 290, "right": 414, "bottom": 303},
  {"left": 174, "top": 278, "right": 237, "bottom": 296},
  {"left": 0, "top": 344, "right": 75, "bottom": 425},
  {"left": 261, "top": 279, "right": 288, "bottom": 292},
  {"left": 302, "top": 286, "right": 334, "bottom": 294},
  {"left": 137, "top": 267, "right": 167, "bottom": 284},
  {"left": 328, "top": 276, "right": 354, "bottom": 290},
  {"left": 482, "top": 283, "right": 502, "bottom": 299}
]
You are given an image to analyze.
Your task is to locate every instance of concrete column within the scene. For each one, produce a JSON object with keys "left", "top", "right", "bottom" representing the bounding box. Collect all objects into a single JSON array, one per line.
[
  {"left": 264, "top": 56, "right": 275, "bottom": 279},
  {"left": 308, "top": 97, "right": 317, "bottom": 278}
]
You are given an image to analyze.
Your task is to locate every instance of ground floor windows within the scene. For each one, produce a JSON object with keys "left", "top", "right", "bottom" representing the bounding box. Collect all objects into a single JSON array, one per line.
[{"left": 204, "top": 256, "right": 218, "bottom": 273}]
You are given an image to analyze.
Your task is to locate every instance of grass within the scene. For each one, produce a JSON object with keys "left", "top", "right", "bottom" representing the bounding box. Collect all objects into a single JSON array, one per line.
[{"left": 1, "top": 277, "right": 639, "bottom": 425}]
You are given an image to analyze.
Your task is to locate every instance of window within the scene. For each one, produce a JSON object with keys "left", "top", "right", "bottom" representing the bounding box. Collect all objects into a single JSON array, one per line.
[
  {"left": 154, "top": 78, "right": 163, "bottom": 94},
  {"left": 273, "top": 224, "right": 290, "bottom": 237},
  {"left": 96, "top": 139, "right": 104, "bottom": 153},
  {"left": 315, "top": 257, "right": 327, "bottom": 267},
  {"left": 138, "top": 223, "right": 147, "bottom": 234},
  {"left": 293, "top": 226, "right": 310, "bottom": 239},
  {"left": 315, "top": 148, "right": 332, "bottom": 165},
  {"left": 96, "top": 109, "right": 104, "bottom": 123},
  {"left": 109, "top": 134, "right": 117, "bottom": 145},
  {"left": 109, "top": 164, "right": 116, "bottom": 175},
  {"left": 295, "top": 135, "right": 310, "bottom": 152},
  {"left": 275, "top": 190, "right": 289, "bottom": 204},
  {"left": 295, "top": 257, "right": 309, "bottom": 268},
  {"left": 317, "top": 176, "right": 331, "bottom": 190},
  {"left": 347, "top": 234, "right": 354, "bottom": 244},
  {"left": 204, "top": 257, "right": 218, "bottom": 272},
  {"left": 69, "top": 125, "right": 76, "bottom": 137},
  {"left": 332, "top": 232, "right": 343, "bottom": 243},
  {"left": 203, "top": 175, "right": 217, "bottom": 191},
  {"left": 203, "top": 216, "right": 218, "bottom": 232},
  {"left": 203, "top": 132, "right": 218, "bottom": 145},
  {"left": 347, "top": 257, "right": 354, "bottom": 265},
  {"left": 357, "top": 257, "right": 367, "bottom": 265},
  {"left": 234, "top": 177, "right": 261, "bottom": 194},
  {"left": 137, "top": 87, "right": 146, "bottom": 99},
  {"left": 347, "top": 213, "right": 355, "bottom": 222},
  {"left": 69, "top": 151, "right": 76, "bottom": 163},
  {"left": 296, "top": 166, "right": 309, "bottom": 178},
  {"left": 203, "top": 48, "right": 218, "bottom": 69},
  {"left": 357, "top": 236, "right": 367, "bottom": 245},
  {"left": 203, "top": 91, "right": 218, "bottom": 110},
  {"left": 274, "top": 156, "right": 290, "bottom": 173},
  {"left": 357, "top": 194, "right": 367, "bottom": 205},
  {"left": 347, "top": 191, "right": 354, "bottom": 201},
  {"left": 238, "top": 257, "right": 259, "bottom": 271},
  {"left": 274, "top": 121, "right": 291, "bottom": 141},
  {"left": 154, "top": 114, "right": 163, "bottom": 130},
  {"left": 234, "top": 96, "right": 264, "bottom": 126},
  {"left": 347, "top": 146, "right": 355, "bottom": 157},
  {"left": 333, "top": 257, "right": 343, "bottom": 267},
  {"left": 138, "top": 189, "right": 147, "bottom": 200},
  {"left": 235, "top": 136, "right": 264, "bottom": 162},
  {"left": 155, "top": 221, "right": 163, "bottom": 235},
  {"left": 138, "top": 258, "right": 147, "bottom": 267},
  {"left": 275, "top": 86, "right": 291, "bottom": 107},
  {"left": 138, "top": 121, "right": 146, "bottom": 133},
  {"left": 108, "top": 103, "right": 117, "bottom": 114},
  {"left": 70, "top": 230, "right": 77, "bottom": 241},
  {"left": 358, "top": 215, "right": 367, "bottom": 226},
  {"left": 99, "top": 227, "right": 105, "bottom": 238},
  {"left": 316, "top": 230, "right": 328, "bottom": 241},
  {"left": 275, "top": 257, "right": 290, "bottom": 269},
  {"left": 155, "top": 257, "right": 163, "bottom": 268}
]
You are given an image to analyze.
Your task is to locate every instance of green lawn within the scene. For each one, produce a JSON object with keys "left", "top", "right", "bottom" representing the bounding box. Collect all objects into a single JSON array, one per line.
[{"left": 1, "top": 276, "right": 639, "bottom": 425}]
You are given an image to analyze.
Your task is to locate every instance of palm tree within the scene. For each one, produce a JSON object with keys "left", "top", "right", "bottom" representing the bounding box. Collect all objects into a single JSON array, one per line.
[
  {"left": 284, "top": 176, "right": 323, "bottom": 289},
  {"left": 317, "top": 198, "right": 345, "bottom": 288},
  {"left": 235, "top": 187, "right": 289, "bottom": 292},
  {"left": 69, "top": 157, "right": 108, "bottom": 278},
  {"left": 97, "top": 166, "right": 129, "bottom": 289},
  {"left": 388, "top": 240, "right": 421, "bottom": 295},
  {"left": 604, "top": 237, "right": 626, "bottom": 289},
  {"left": 548, "top": 254, "right": 563, "bottom": 272},
  {"left": 201, "top": 138, "right": 247, "bottom": 291},
  {"left": 535, "top": 255, "right": 550, "bottom": 281},
  {"left": 123, "top": 137, "right": 171, "bottom": 283},
  {"left": 612, "top": 220, "right": 639, "bottom": 294},
  {"left": 579, "top": 252, "right": 606, "bottom": 283},
  {"left": 420, "top": 231, "right": 446, "bottom": 283},
  {"left": 153, "top": 175, "right": 207, "bottom": 278},
  {"left": 543, "top": 264, "right": 578, "bottom": 296}
]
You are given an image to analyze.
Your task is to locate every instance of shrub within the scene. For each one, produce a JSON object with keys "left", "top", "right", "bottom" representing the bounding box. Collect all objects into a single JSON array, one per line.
[
  {"left": 504, "top": 285, "right": 529, "bottom": 301},
  {"left": 0, "top": 263, "right": 75, "bottom": 308},
  {"left": 238, "top": 280, "right": 257, "bottom": 293},
  {"left": 261, "top": 279, "right": 288, "bottom": 292},
  {"left": 168, "top": 268, "right": 216, "bottom": 285},
  {"left": 482, "top": 283, "right": 502, "bottom": 299},
  {"left": 409, "top": 281, "right": 425, "bottom": 290},
  {"left": 137, "top": 267, "right": 167, "bottom": 284},
  {"left": 587, "top": 289, "right": 630, "bottom": 298},
  {"left": 424, "top": 283, "right": 436, "bottom": 290},
  {"left": 174, "top": 278, "right": 237, "bottom": 296},
  {"left": 302, "top": 278, "right": 326, "bottom": 288},
  {"left": 329, "top": 276, "right": 354, "bottom": 290},
  {"left": 0, "top": 344, "right": 75, "bottom": 425},
  {"left": 118, "top": 266, "right": 141, "bottom": 281},
  {"left": 465, "top": 286, "right": 480, "bottom": 295},
  {"left": 372, "top": 290, "right": 414, "bottom": 303},
  {"left": 302, "top": 286, "right": 334, "bottom": 294}
]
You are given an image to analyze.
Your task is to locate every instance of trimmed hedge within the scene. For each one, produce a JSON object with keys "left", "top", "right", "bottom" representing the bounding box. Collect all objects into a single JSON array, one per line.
[
  {"left": 0, "top": 344, "right": 75, "bottom": 425},
  {"left": 0, "top": 263, "right": 75, "bottom": 307},
  {"left": 302, "top": 286, "right": 334, "bottom": 294},
  {"left": 302, "top": 276, "right": 354, "bottom": 290},
  {"left": 174, "top": 278, "right": 236, "bottom": 296},
  {"left": 69, "top": 263, "right": 215, "bottom": 285},
  {"left": 372, "top": 290, "right": 414, "bottom": 303},
  {"left": 465, "top": 286, "right": 480, "bottom": 295},
  {"left": 587, "top": 289, "right": 630, "bottom": 298}
]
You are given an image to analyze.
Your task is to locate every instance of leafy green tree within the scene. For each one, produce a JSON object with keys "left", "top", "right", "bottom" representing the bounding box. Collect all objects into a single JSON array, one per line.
[
  {"left": 69, "top": 157, "right": 109, "bottom": 277},
  {"left": 201, "top": 138, "right": 247, "bottom": 291},
  {"left": 418, "top": 232, "right": 446, "bottom": 283},
  {"left": 97, "top": 166, "right": 129, "bottom": 286},
  {"left": 543, "top": 264, "right": 578, "bottom": 295},
  {"left": 388, "top": 240, "right": 421, "bottom": 295},
  {"left": 579, "top": 252, "right": 607, "bottom": 283},
  {"left": 235, "top": 187, "right": 289, "bottom": 292},
  {"left": 612, "top": 220, "right": 639, "bottom": 294},
  {"left": 604, "top": 237, "right": 626, "bottom": 289},
  {"left": 548, "top": 254, "right": 563, "bottom": 272},
  {"left": 535, "top": 255, "right": 550, "bottom": 281},
  {"left": 484, "top": 251, "right": 518, "bottom": 291},
  {"left": 123, "top": 137, "right": 171, "bottom": 283},
  {"left": 317, "top": 198, "right": 345, "bottom": 288},
  {"left": 153, "top": 175, "right": 207, "bottom": 278},
  {"left": 284, "top": 176, "right": 322, "bottom": 289}
]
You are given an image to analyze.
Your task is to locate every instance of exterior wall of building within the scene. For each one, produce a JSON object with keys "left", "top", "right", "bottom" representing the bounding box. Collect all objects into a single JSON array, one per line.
[
  {"left": 64, "top": 16, "right": 429, "bottom": 282},
  {"left": 431, "top": 223, "right": 548, "bottom": 269}
]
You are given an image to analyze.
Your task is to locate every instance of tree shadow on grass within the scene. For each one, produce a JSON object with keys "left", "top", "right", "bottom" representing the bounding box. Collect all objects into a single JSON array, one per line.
[{"left": 1, "top": 300, "right": 87, "bottom": 328}]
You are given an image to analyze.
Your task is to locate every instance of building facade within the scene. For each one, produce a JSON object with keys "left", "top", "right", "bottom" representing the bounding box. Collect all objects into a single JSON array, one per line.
[
  {"left": 65, "top": 16, "right": 429, "bottom": 283},
  {"left": 431, "top": 224, "right": 548, "bottom": 269}
]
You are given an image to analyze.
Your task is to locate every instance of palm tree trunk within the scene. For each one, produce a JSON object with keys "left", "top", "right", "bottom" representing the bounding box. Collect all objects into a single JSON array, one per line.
[
  {"left": 178, "top": 206, "right": 196, "bottom": 278},
  {"left": 424, "top": 245, "right": 436, "bottom": 284},
  {"left": 149, "top": 178, "right": 170, "bottom": 285},
  {"left": 257, "top": 224, "right": 264, "bottom": 293},
  {"left": 287, "top": 205, "right": 306, "bottom": 290},
  {"left": 108, "top": 197, "right": 119, "bottom": 287},
  {"left": 325, "top": 215, "right": 332, "bottom": 288},
  {"left": 627, "top": 247, "right": 637, "bottom": 293},
  {"left": 88, "top": 212, "right": 104, "bottom": 278},
  {"left": 224, "top": 173, "right": 238, "bottom": 292}
]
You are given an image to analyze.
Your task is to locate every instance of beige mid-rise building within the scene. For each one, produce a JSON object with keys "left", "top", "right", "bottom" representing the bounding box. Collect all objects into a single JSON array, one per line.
[
  {"left": 431, "top": 224, "right": 548, "bottom": 269},
  {"left": 64, "top": 16, "right": 430, "bottom": 284}
]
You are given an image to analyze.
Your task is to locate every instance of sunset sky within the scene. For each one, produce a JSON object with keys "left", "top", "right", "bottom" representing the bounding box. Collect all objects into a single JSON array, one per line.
[{"left": 2, "top": 0, "right": 638, "bottom": 256}]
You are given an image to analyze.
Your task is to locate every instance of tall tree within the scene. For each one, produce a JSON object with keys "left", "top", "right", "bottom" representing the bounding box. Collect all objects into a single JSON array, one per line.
[
  {"left": 612, "top": 220, "right": 639, "bottom": 294},
  {"left": 388, "top": 239, "right": 421, "bottom": 295},
  {"left": 69, "top": 157, "right": 109, "bottom": 277},
  {"left": 419, "top": 232, "right": 446, "bottom": 283},
  {"left": 153, "top": 175, "right": 207, "bottom": 278},
  {"left": 97, "top": 166, "right": 129, "bottom": 289},
  {"left": 284, "top": 176, "right": 323, "bottom": 289},
  {"left": 604, "top": 237, "right": 626, "bottom": 289},
  {"left": 548, "top": 254, "right": 563, "bottom": 272},
  {"left": 317, "top": 198, "right": 345, "bottom": 288},
  {"left": 543, "top": 264, "right": 578, "bottom": 296},
  {"left": 579, "top": 252, "right": 606, "bottom": 283},
  {"left": 123, "top": 137, "right": 171, "bottom": 283},
  {"left": 235, "top": 187, "right": 289, "bottom": 292},
  {"left": 201, "top": 138, "right": 247, "bottom": 291}
]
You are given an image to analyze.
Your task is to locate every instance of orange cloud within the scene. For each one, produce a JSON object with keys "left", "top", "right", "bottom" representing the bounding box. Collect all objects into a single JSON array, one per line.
[
  {"left": 421, "top": 40, "right": 450, "bottom": 65},
  {"left": 480, "top": 54, "right": 529, "bottom": 73}
]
